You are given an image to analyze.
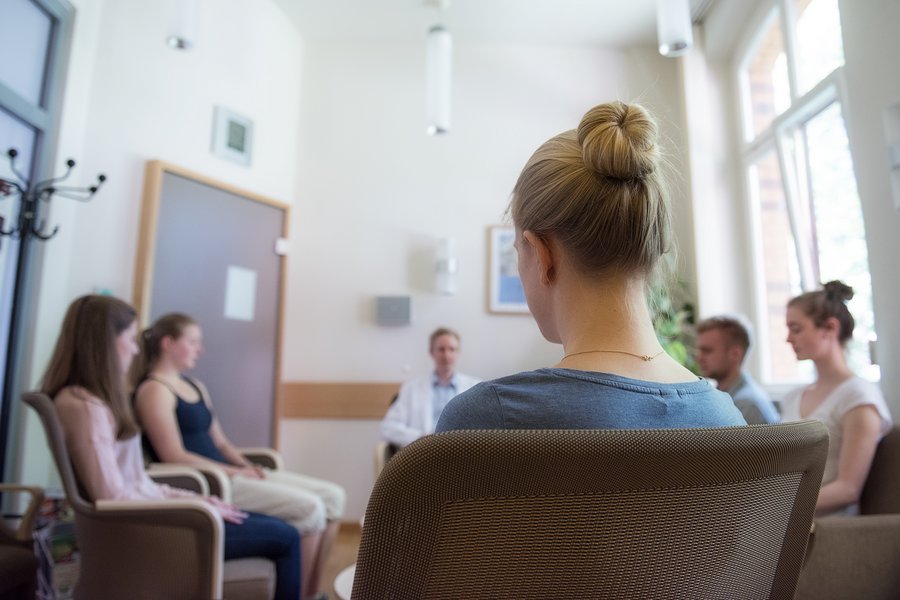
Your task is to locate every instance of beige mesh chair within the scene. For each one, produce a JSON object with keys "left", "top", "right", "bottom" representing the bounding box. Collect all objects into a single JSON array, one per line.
[
  {"left": 23, "top": 392, "right": 275, "bottom": 600},
  {"left": 353, "top": 422, "right": 828, "bottom": 600},
  {"left": 794, "top": 425, "right": 900, "bottom": 600}
]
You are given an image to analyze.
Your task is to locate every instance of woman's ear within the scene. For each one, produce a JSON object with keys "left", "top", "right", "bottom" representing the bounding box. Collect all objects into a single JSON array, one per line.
[
  {"left": 823, "top": 316, "right": 841, "bottom": 339},
  {"left": 522, "top": 230, "right": 555, "bottom": 286},
  {"left": 159, "top": 335, "right": 173, "bottom": 353}
]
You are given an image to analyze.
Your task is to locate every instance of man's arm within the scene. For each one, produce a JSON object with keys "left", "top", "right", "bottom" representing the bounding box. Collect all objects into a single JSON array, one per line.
[{"left": 380, "top": 381, "right": 425, "bottom": 447}]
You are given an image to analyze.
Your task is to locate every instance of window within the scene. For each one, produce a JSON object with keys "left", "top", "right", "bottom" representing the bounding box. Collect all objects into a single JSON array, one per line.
[{"left": 738, "top": 0, "right": 875, "bottom": 383}]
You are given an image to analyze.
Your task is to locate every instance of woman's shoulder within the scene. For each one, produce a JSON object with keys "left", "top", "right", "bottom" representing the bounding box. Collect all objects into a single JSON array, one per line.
[
  {"left": 832, "top": 377, "right": 891, "bottom": 417},
  {"left": 843, "top": 376, "right": 883, "bottom": 396},
  {"left": 438, "top": 372, "right": 553, "bottom": 430},
  {"left": 55, "top": 386, "right": 106, "bottom": 410},
  {"left": 54, "top": 387, "right": 113, "bottom": 427},
  {"left": 458, "top": 369, "right": 560, "bottom": 396},
  {"left": 830, "top": 376, "right": 884, "bottom": 406},
  {"left": 134, "top": 377, "right": 180, "bottom": 407}
]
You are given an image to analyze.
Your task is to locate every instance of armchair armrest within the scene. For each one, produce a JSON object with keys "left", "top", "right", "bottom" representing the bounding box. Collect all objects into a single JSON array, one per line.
[
  {"left": 239, "top": 447, "right": 283, "bottom": 470},
  {"left": 0, "top": 483, "right": 44, "bottom": 543},
  {"left": 795, "top": 514, "right": 900, "bottom": 600},
  {"left": 147, "top": 464, "right": 209, "bottom": 495},
  {"left": 88, "top": 498, "right": 224, "bottom": 599},
  {"left": 193, "top": 465, "right": 231, "bottom": 502},
  {"left": 148, "top": 462, "right": 232, "bottom": 502}
]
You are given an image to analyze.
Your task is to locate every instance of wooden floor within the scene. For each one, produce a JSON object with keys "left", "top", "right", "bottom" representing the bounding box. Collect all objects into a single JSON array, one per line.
[{"left": 322, "top": 521, "right": 362, "bottom": 599}]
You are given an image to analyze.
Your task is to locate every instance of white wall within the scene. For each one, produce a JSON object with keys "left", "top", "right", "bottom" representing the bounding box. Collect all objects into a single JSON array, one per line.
[
  {"left": 681, "top": 27, "right": 753, "bottom": 321},
  {"left": 13, "top": 1, "right": 692, "bottom": 522},
  {"left": 18, "top": 0, "right": 304, "bottom": 485},
  {"left": 279, "top": 39, "right": 690, "bottom": 519},
  {"left": 679, "top": 14, "right": 761, "bottom": 380},
  {"left": 282, "top": 41, "right": 691, "bottom": 382},
  {"left": 839, "top": 0, "right": 900, "bottom": 412}
]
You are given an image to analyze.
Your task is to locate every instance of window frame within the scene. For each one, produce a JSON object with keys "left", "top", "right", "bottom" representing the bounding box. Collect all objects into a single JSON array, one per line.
[{"left": 733, "top": 0, "right": 867, "bottom": 384}]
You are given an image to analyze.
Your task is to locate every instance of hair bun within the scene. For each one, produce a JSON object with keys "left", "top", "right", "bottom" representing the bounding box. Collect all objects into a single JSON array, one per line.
[
  {"left": 577, "top": 101, "right": 659, "bottom": 182},
  {"left": 823, "top": 280, "right": 854, "bottom": 303}
]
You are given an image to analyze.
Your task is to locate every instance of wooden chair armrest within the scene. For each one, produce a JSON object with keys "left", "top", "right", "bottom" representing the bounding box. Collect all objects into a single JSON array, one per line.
[
  {"left": 147, "top": 462, "right": 231, "bottom": 502},
  {"left": 239, "top": 447, "right": 283, "bottom": 470},
  {"left": 192, "top": 465, "right": 232, "bottom": 502},
  {"left": 147, "top": 463, "right": 209, "bottom": 495},
  {"left": 95, "top": 497, "right": 219, "bottom": 522},
  {"left": 0, "top": 483, "right": 44, "bottom": 542}
]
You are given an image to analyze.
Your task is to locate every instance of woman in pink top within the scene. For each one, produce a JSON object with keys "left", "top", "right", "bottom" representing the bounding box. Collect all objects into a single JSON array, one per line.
[
  {"left": 41, "top": 295, "right": 300, "bottom": 599},
  {"left": 782, "top": 281, "right": 892, "bottom": 516}
]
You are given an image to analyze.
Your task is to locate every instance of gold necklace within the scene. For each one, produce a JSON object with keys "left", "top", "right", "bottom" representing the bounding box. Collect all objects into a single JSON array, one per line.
[{"left": 562, "top": 349, "right": 666, "bottom": 362}]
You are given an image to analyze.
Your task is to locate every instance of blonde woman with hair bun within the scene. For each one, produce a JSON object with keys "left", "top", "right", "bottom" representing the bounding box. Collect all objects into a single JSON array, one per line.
[{"left": 437, "top": 101, "right": 745, "bottom": 432}]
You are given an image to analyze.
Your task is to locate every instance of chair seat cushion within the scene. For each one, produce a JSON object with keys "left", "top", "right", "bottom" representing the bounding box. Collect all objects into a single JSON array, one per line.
[{"left": 223, "top": 557, "right": 275, "bottom": 600}]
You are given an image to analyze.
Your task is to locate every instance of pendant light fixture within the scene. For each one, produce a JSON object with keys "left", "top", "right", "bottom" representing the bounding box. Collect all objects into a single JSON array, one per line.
[
  {"left": 426, "top": 24, "right": 452, "bottom": 135},
  {"left": 656, "top": 0, "right": 693, "bottom": 57},
  {"left": 166, "top": 0, "right": 199, "bottom": 50}
]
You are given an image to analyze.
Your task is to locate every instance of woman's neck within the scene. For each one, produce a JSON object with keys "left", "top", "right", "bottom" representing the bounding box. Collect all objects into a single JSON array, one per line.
[
  {"left": 812, "top": 347, "right": 854, "bottom": 387},
  {"left": 149, "top": 362, "right": 181, "bottom": 382},
  {"left": 557, "top": 274, "right": 661, "bottom": 356}
]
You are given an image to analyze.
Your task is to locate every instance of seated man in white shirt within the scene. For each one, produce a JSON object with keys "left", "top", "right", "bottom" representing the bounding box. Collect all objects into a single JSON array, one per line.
[
  {"left": 695, "top": 315, "right": 780, "bottom": 424},
  {"left": 380, "top": 327, "right": 481, "bottom": 448}
]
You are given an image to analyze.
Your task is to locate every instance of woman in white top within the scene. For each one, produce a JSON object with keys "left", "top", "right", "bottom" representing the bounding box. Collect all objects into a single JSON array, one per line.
[{"left": 781, "top": 280, "right": 892, "bottom": 516}]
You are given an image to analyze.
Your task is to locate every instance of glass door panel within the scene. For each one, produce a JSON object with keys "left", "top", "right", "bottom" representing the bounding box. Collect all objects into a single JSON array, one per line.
[{"left": 0, "top": 0, "right": 52, "bottom": 106}]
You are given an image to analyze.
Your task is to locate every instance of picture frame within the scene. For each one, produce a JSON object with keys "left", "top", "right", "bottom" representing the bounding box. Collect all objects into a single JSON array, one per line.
[
  {"left": 211, "top": 106, "right": 253, "bottom": 165},
  {"left": 487, "top": 225, "right": 529, "bottom": 314}
]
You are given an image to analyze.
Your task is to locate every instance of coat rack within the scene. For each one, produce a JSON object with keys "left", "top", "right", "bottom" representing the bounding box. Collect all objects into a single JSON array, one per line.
[
  {"left": 0, "top": 147, "right": 106, "bottom": 241},
  {"left": 0, "top": 147, "right": 106, "bottom": 481}
]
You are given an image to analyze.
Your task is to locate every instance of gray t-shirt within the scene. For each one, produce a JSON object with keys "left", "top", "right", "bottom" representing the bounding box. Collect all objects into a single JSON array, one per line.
[
  {"left": 436, "top": 368, "right": 747, "bottom": 432},
  {"left": 726, "top": 371, "right": 780, "bottom": 425}
]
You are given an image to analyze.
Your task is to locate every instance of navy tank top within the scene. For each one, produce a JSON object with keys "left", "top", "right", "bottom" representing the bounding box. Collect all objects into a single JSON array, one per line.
[{"left": 142, "top": 376, "right": 229, "bottom": 465}]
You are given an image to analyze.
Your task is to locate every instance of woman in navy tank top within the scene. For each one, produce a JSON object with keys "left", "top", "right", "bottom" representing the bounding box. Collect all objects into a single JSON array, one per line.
[{"left": 132, "top": 313, "right": 345, "bottom": 600}]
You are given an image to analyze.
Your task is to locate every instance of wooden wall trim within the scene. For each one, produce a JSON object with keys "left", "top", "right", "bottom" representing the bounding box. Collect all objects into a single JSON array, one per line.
[{"left": 280, "top": 382, "right": 400, "bottom": 419}]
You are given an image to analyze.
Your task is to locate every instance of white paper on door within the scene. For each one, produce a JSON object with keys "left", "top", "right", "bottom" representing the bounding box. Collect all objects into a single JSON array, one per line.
[{"left": 224, "top": 265, "right": 257, "bottom": 321}]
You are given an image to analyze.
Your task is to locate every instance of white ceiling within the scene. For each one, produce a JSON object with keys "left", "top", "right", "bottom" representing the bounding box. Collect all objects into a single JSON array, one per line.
[{"left": 272, "top": 0, "right": 716, "bottom": 47}]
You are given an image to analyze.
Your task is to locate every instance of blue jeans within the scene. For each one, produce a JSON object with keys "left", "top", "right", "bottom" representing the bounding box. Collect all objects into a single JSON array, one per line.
[{"left": 224, "top": 511, "right": 300, "bottom": 600}]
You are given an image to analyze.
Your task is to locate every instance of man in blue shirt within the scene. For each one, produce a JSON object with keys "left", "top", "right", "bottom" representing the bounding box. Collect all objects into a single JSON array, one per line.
[{"left": 695, "top": 315, "right": 780, "bottom": 424}]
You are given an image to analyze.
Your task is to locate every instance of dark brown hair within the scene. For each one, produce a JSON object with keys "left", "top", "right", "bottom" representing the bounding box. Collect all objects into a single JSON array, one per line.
[
  {"left": 511, "top": 101, "right": 671, "bottom": 278},
  {"left": 696, "top": 316, "right": 752, "bottom": 355},
  {"left": 129, "top": 312, "right": 197, "bottom": 385},
  {"left": 41, "top": 295, "right": 139, "bottom": 440},
  {"left": 788, "top": 280, "right": 855, "bottom": 346}
]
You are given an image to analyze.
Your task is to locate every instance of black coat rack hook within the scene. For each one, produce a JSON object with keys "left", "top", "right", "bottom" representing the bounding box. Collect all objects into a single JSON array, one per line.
[{"left": 0, "top": 147, "right": 107, "bottom": 241}]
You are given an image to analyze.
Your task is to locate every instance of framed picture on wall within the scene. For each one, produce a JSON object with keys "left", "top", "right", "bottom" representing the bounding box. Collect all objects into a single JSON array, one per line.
[
  {"left": 487, "top": 225, "right": 529, "bottom": 314},
  {"left": 211, "top": 106, "right": 253, "bottom": 165}
]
